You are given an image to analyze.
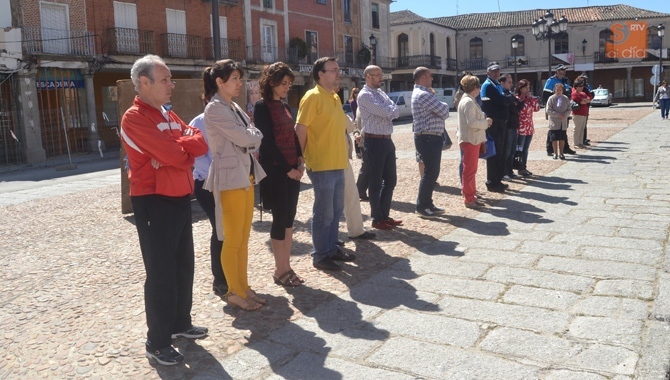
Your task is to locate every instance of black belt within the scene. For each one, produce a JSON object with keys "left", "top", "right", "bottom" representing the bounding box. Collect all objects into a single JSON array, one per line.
[{"left": 364, "top": 133, "right": 391, "bottom": 139}]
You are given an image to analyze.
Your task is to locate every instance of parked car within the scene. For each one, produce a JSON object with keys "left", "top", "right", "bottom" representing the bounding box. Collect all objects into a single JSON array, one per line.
[
  {"left": 432, "top": 87, "right": 457, "bottom": 110},
  {"left": 387, "top": 91, "right": 413, "bottom": 119},
  {"left": 591, "top": 88, "right": 612, "bottom": 107}
]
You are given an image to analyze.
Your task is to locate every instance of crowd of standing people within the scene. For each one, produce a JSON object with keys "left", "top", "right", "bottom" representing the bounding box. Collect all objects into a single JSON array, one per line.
[{"left": 120, "top": 54, "right": 604, "bottom": 366}]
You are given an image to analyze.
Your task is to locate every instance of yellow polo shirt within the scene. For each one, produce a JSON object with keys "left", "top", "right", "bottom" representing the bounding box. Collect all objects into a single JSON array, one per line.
[{"left": 296, "top": 84, "right": 348, "bottom": 171}]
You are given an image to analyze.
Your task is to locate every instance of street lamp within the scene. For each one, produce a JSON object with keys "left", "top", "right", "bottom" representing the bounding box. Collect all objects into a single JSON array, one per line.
[
  {"left": 369, "top": 34, "right": 377, "bottom": 65},
  {"left": 659, "top": 25, "right": 665, "bottom": 85},
  {"left": 532, "top": 10, "right": 568, "bottom": 80},
  {"left": 511, "top": 36, "right": 519, "bottom": 83}
]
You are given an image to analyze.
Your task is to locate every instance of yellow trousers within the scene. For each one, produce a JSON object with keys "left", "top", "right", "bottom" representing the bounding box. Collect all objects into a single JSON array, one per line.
[{"left": 219, "top": 180, "right": 255, "bottom": 298}]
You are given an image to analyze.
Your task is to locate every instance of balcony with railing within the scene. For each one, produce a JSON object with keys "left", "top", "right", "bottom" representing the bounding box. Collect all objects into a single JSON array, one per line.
[
  {"left": 395, "top": 55, "right": 442, "bottom": 70},
  {"left": 464, "top": 58, "right": 487, "bottom": 71},
  {"left": 205, "top": 37, "right": 244, "bottom": 60},
  {"left": 642, "top": 48, "right": 668, "bottom": 62},
  {"left": 23, "top": 26, "right": 94, "bottom": 56},
  {"left": 160, "top": 33, "right": 202, "bottom": 59},
  {"left": 245, "top": 45, "right": 288, "bottom": 64},
  {"left": 107, "top": 28, "right": 155, "bottom": 55}
]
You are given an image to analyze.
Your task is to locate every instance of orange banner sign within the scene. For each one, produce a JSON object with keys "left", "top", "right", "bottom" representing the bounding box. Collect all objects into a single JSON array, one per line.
[{"left": 606, "top": 21, "right": 648, "bottom": 59}]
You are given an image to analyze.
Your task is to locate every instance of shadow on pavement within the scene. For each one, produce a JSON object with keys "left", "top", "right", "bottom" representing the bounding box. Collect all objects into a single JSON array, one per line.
[{"left": 151, "top": 341, "right": 228, "bottom": 379}]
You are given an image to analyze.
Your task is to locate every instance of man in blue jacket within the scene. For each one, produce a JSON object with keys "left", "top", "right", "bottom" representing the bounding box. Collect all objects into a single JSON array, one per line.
[{"left": 480, "top": 62, "right": 512, "bottom": 192}]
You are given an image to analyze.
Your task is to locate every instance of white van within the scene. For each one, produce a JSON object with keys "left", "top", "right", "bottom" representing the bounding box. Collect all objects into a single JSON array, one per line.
[
  {"left": 387, "top": 91, "right": 413, "bottom": 119},
  {"left": 433, "top": 87, "right": 456, "bottom": 110}
]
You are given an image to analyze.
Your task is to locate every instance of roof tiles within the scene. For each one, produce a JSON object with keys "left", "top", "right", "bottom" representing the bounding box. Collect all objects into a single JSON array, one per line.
[{"left": 392, "top": 5, "right": 669, "bottom": 30}]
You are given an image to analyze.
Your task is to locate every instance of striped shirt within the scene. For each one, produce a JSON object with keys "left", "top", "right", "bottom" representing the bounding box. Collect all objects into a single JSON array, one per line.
[
  {"left": 358, "top": 84, "right": 399, "bottom": 135},
  {"left": 411, "top": 85, "right": 450, "bottom": 134}
]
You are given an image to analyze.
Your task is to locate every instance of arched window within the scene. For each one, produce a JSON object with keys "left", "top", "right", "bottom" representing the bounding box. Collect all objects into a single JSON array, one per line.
[
  {"left": 469, "top": 37, "right": 483, "bottom": 59},
  {"left": 398, "top": 33, "right": 409, "bottom": 67},
  {"left": 511, "top": 35, "right": 525, "bottom": 56}
]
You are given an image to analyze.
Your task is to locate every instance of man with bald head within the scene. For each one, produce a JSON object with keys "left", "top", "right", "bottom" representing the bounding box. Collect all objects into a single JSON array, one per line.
[{"left": 357, "top": 65, "right": 401, "bottom": 230}]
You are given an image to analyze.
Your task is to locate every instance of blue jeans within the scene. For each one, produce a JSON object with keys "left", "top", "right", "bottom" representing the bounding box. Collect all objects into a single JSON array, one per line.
[
  {"left": 503, "top": 128, "right": 518, "bottom": 176},
  {"left": 660, "top": 98, "right": 670, "bottom": 118},
  {"left": 516, "top": 134, "right": 533, "bottom": 171},
  {"left": 414, "top": 134, "right": 443, "bottom": 209},
  {"left": 306, "top": 169, "right": 344, "bottom": 263},
  {"left": 364, "top": 137, "right": 397, "bottom": 222}
]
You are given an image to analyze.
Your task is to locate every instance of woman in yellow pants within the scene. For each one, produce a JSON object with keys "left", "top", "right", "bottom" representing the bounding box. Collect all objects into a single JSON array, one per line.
[{"left": 203, "top": 59, "right": 267, "bottom": 310}]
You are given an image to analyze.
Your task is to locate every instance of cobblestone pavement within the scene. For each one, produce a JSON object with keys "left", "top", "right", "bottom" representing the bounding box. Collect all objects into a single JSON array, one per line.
[{"left": 1, "top": 104, "right": 667, "bottom": 379}]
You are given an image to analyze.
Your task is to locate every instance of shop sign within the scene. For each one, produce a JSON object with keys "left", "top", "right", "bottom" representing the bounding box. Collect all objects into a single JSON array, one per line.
[{"left": 36, "top": 79, "right": 85, "bottom": 90}]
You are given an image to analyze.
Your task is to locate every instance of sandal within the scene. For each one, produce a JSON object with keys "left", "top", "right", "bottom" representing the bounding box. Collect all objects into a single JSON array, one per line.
[
  {"left": 288, "top": 269, "right": 305, "bottom": 284},
  {"left": 224, "top": 293, "right": 262, "bottom": 311},
  {"left": 273, "top": 270, "right": 302, "bottom": 287},
  {"left": 246, "top": 289, "right": 267, "bottom": 304}
]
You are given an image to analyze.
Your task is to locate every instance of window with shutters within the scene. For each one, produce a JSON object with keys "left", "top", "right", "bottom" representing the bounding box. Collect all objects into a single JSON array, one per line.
[
  {"left": 166, "top": 9, "right": 187, "bottom": 57},
  {"left": 343, "top": 0, "right": 351, "bottom": 23},
  {"left": 306, "top": 31, "right": 318, "bottom": 63},
  {"left": 261, "top": 21, "right": 277, "bottom": 62},
  {"left": 371, "top": 3, "right": 379, "bottom": 29},
  {"left": 40, "top": 2, "right": 70, "bottom": 54},
  {"left": 113, "top": 1, "right": 139, "bottom": 54}
]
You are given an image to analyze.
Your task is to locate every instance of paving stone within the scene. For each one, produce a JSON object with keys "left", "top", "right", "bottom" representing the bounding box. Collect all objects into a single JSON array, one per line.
[
  {"left": 541, "top": 369, "right": 609, "bottom": 380},
  {"left": 593, "top": 279, "right": 654, "bottom": 300},
  {"left": 564, "top": 344, "right": 638, "bottom": 375},
  {"left": 549, "top": 234, "right": 663, "bottom": 251},
  {"left": 636, "top": 320, "right": 670, "bottom": 380},
  {"left": 479, "top": 327, "right": 576, "bottom": 364},
  {"left": 372, "top": 309, "right": 481, "bottom": 347},
  {"left": 579, "top": 246, "right": 661, "bottom": 266},
  {"left": 571, "top": 296, "right": 648, "bottom": 320},
  {"left": 404, "top": 254, "right": 490, "bottom": 278},
  {"left": 537, "top": 256, "right": 656, "bottom": 280},
  {"left": 502, "top": 285, "right": 580, "bottom": 311},
  {"left": 215, "top": 341, "right": 295, "bottom": 380},
  {"left": 437, "top": 296, "right": 570, "bottom": 333},
  {"left": 652, "top": 273, "right": 670, "bottom": 321},
  {"left": 267, "top": 318, "right": 385, "bottom": 359},
  {"left": 367, "top": 337, "right": 539, "bottom": 379},
  {"left": 568, "top": 316, "right": 643, "bottom": 348},
  {"left": 408, "top": 274, "right": 505, "bottom": 300},
  {"left": 268, "top": 352, "right": 415, "bottom": 380},
  {"left": 518, "top": 240, "right": 578, "bottom": 257},
  {"left": 451, "top": 248, "right": 539, "bottom": 266},
  {"left": 617, "top": 227, "right": 669, "bottom": 241},
  {"left": 484, "top": 267, "right": 594, "bottom": 293}
]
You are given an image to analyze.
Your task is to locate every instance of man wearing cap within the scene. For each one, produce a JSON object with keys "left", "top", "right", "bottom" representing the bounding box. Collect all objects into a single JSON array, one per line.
[
  {"left": 543, "top": 64, "right": 576, "bottom": 155},
  {"left": 480, "top": 62, "right": 512, "bottom": 192}
]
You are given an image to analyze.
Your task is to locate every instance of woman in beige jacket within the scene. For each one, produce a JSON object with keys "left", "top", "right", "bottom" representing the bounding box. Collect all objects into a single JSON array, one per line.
[
  {"left": 457, "top": 75, "right": 492, "bottom": 208},
  {"left": 203, "top": 60, "right": 267, "bottom": 311}
]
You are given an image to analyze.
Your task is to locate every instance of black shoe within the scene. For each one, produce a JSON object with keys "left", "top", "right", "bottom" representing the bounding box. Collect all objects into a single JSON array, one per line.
[
  {"left": 583, "top": 141, "right": 591, "bottom": 146},
  {"left": 350, "top": 231, "right": 376, "bottom": 240},
  {"left": 335, "top": 240, "right": 345, "bottom": 246},
  {"left": 172, "top": 325, "right": 208, "bottom": 339},
  {"left": 332, "top": 249, "right": 357, "bottom": 262},
  {"left": 146, "top": 344, "right": 184, "bottom": 366},
  {"left": 313, "top": 257, "right": 341, "bottom": 271},
  {"left": 429, "top": 206, "right": 446, "bottom": 215},
  {"left": 564, "top": 149, "right": 577, "bottom": 155},
  {"left": 486, "top": 183, "right": 506, "bottom": 193},
  {"left": 212, "top": 283, "right": 228, "bottom": 297}
]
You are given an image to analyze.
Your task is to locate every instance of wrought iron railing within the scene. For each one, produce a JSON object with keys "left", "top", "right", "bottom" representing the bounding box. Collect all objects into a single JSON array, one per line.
[
  {"left": 160, "top": 33, "right": 202, "bottom": 59},
  {"left": 107, "top": 28, "right": 155, "bottom": 55},
  {"left": 205, "top": 37, "right": 244, "bottom": 60},
  {"left": 395, "top": 55, "right": 442, "bottom": 69},
  {"left": 23, "top": 26, "right": 94, "bottom": 56}
]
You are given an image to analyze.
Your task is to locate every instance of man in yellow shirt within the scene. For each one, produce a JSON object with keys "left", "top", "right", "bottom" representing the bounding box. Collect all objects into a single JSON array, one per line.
[{"left": 295, "top": 57, "right": 355, "bottom": 271}]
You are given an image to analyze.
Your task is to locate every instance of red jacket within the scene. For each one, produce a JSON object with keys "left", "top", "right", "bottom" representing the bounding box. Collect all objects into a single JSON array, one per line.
[
  {"left": 571, "top": 91, "right": 590, "bottom": 117},
  {"left": 121, "top": 96, "right": 208, "bottom": 197}
]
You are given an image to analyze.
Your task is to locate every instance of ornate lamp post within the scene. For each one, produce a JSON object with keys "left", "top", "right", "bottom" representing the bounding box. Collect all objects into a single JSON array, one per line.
[
  {"left": 511, "top": 36, "right": 519, "bottom": 83},
  {"left": 369, "top": 34, "right": 377, "bottom": 65},
  {"left": 659, "top": 25, "right": 665, "bottom": 84},
  {"left": 532, "top": 10, "right": 568, "bottom": 80}
]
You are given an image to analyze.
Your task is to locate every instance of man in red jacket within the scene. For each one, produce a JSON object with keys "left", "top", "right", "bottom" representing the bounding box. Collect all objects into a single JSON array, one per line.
[{"left": 120, "top": 54, "right": 209, "bottom": 366}]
